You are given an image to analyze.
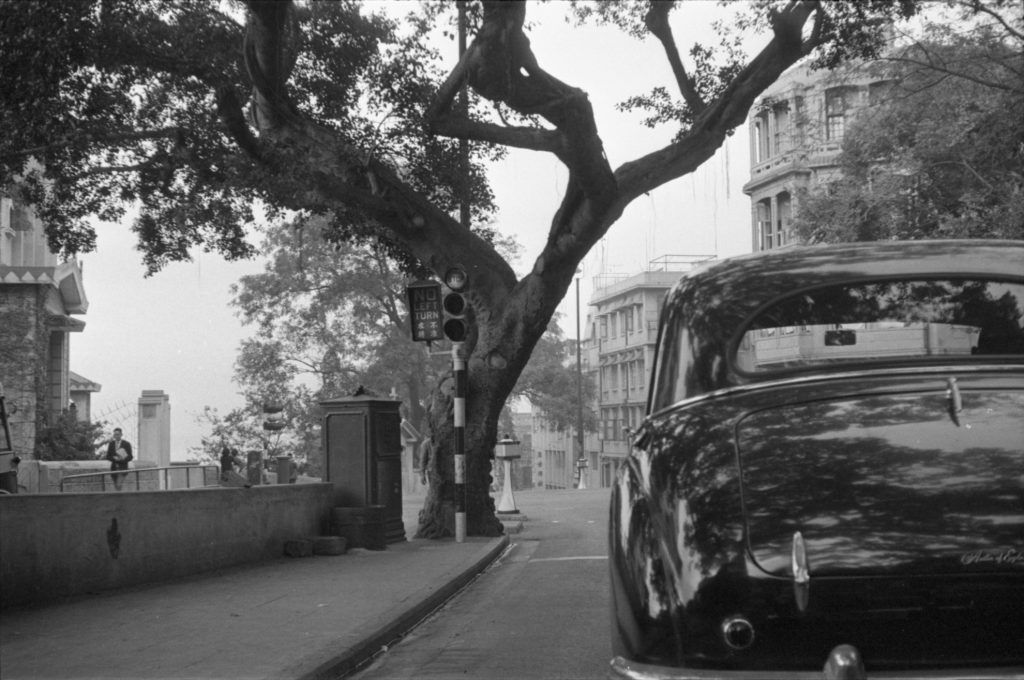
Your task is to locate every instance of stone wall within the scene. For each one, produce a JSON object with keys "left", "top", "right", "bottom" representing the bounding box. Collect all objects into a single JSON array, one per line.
[
  {"left": 0, "top": 285, "right": 48, "bottom": 455},
  {"left": 0, "top": 483, "right": 335, "bottom": 608}
]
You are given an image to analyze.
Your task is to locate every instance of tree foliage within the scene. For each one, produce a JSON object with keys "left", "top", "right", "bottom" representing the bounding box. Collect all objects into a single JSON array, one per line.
[
  {"left": 224, "top": 214, "right": 450, "bottom": 471},
  {"left": 2, "top": 0, "right": 929, "bottom": 536},
  {"left": 512, "top": 315, "right": 598, "bottom": 433},
  {"left": 186, "top": 403, "right": 308, "bottom": 473},
  {"left": 207, "top": 217, "right": 595, "bottom": 469},
  {"left": 33, "top": 409, "right": 105, "bottom": 461},
  {"left": 794, "top": 0, "right": 1024, "bottom": 243}
]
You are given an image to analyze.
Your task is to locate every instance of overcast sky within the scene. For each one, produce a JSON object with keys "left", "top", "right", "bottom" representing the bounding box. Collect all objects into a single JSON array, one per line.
[{"left": 71, "top": 1, "right": 756, "bottom": 457}]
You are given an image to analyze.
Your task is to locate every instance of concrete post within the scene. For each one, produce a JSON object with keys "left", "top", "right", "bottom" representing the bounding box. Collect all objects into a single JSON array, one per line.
[{"left": 137, "top": 390, "right": 170, "bottom": 467}]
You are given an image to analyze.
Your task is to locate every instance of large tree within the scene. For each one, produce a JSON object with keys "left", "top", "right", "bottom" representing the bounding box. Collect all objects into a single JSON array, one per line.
[
  {"left": 2, "top": 0, "right": 926, "bottom": 536},
  {"left": 218, "top": 215, "right": 596, "bottom": 478}
]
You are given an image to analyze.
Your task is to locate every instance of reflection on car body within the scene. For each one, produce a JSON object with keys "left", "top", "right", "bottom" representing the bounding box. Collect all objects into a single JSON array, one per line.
[{"left": 609, "top": 240, "right": 1024, "bottom": 679}]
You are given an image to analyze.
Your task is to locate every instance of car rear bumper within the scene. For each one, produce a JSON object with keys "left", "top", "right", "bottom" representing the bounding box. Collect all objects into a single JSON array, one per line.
[{"left": 610, "top": 649, "right": 1024, "bottom": 680}]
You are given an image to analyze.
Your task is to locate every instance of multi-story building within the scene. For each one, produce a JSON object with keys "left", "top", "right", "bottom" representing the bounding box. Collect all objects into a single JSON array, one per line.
[
  {"left": 0, "top": 193, "right": 91, "bottom": 460},
  {"left": 587, "top": 255, "right": 714, "bottom": 487},
  {"left": 529, "top": 409, "right": 599, "bottom": 490},
  {"left": 743, "top": 60, "right": 894, "bottom": 251},
  {"left": 526, "top": 341, "right": 600, "bottom": 489}
]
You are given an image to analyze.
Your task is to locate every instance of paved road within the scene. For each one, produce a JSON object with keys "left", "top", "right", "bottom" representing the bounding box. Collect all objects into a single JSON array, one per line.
[{"left": 352, "top": 487, "right": 612, "bottom": 680}]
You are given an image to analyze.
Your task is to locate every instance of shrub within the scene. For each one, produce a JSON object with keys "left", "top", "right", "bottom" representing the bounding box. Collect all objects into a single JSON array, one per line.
[{"left": 34, "top": 410, "right": 105, "bottom": 461}]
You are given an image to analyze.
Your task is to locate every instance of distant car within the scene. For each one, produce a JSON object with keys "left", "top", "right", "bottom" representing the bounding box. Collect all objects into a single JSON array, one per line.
[{"left": 609, "top": 240, "right": 1024, "bottom": 679}]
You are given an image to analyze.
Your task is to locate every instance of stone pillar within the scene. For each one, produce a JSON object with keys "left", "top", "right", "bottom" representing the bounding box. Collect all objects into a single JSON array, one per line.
[{"left": 137, "top": 390, "right": 170, "bottom": 467}]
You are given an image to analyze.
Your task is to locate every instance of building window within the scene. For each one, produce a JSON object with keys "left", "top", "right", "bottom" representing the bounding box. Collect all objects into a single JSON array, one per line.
[
  {"left": 777, "top": 191, "right": 792, "bottom": 247},
  {"left": 754, "top": 115, "right": 769, "bottom": 163},
  {"left": 825, "top": 88, "right": 847, "bottom": 141},
  {"left": 773, "top": 102, "right": 790, "bottom": 155},
  {"left": 10, "top": 200, "right": 33, "bottom": 231},
  {"left": 757, "top": 199, "right": 773, "bottom": 250}
]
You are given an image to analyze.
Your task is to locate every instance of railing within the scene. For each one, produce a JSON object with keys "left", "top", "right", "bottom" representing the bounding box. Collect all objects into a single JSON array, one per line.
[{"left": 59, "top": 465, "right": 221, "bottom": 493}]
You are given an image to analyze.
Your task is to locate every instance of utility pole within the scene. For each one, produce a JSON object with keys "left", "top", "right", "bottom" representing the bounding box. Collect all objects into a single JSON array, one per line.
[
  {"left": 576, "top": 276, "right": 586, "bottom": 489},
  {"left": 455, "top": 0, "right": 469, "bottom": 542},
  {"left": 458, "top": 1, "right": 470, "bottom": 231},
  {"left": 453, "top": 342, "right": 467, "bottom": 542}
]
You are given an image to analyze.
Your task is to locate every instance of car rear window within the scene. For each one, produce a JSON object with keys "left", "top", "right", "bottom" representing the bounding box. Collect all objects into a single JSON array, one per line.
[{"left": 735, "top": 278, "right": 1024, "bottom": 373}]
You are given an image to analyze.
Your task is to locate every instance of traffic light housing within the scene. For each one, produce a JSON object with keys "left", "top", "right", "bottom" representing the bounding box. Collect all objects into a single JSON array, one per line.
[{"left": 442, "top": 266, "right": 469, "bottom": 342}]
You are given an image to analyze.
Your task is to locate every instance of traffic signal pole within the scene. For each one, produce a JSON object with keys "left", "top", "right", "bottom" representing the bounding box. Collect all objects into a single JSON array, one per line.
[
  {"left": 408, "top": 265, "right": 470, "bottom": 542},
  {"left": 453, "top": 0, "right": 469, "bottom": 543},
  {"left": 452, "top": 342, "right": 467, "bottom": 542}
]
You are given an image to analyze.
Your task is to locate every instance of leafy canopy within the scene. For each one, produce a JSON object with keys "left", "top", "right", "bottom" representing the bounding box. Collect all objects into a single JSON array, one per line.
[
  {"left": 1, "top": 0, "right": 501, "bottom": 272},
  {"left": 793, "top": 1, "right": 1024, "bottom": 243}
]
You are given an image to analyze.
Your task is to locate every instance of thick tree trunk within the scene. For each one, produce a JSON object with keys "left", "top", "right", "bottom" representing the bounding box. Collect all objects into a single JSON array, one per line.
[{"left": 415, "top": 363, "right": 505, "bottom": 538}]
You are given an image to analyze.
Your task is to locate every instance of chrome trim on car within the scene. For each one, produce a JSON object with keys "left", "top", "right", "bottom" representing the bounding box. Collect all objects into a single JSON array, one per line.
[
  {"left": 824, "top": 645, "right": 866, "bottom": 680},
  {"left": 720, "top": 616, "right": 755, "bottom": 651},
  {"left": 792, "top": 531, "right": 810, "bottom": 584},
  {"left": 645, "top": 364, "right": 1022, "bottom": 424},
  {"left": 609, "top": 656, "right": 1024, "bottom": 680},
  {"left": 792, "top": 530, "right": 811, "bottom": 612}
]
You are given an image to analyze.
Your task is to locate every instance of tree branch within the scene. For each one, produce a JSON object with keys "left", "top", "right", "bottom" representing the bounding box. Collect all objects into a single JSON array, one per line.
[
  {"left": 964, "top": 0, "right": 1024, "bottom": 42},
  {"left": 67, "top": 164, "right": 150, "bottom": 180},
  {"left": 883, "top": 52, "right": 1023, "bottom": 94},
  {"left": 644, "top": 1, "right": 706, "bottom": 114},
  {"left": 428, "top": 115, "right": 564, "bottom": 155},
  {"left": 215, "top": 85, "right": 265, "bottom": 160},
  {"left": 427, "top": 1, "right": 616, "bottom": 204},
  {"left": 243, "top": 0, "right": 300, "bottom": 132},
  {"left": 1, "top": 128, "right": 182, "bottom": 162},
  {"left": 617, "top": 0, "right": 816, "bottom": 199}
]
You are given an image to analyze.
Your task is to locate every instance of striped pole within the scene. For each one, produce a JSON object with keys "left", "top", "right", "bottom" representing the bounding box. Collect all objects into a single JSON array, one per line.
[{"left": 453, "top": 342, "right": 467, "bottom": 542}]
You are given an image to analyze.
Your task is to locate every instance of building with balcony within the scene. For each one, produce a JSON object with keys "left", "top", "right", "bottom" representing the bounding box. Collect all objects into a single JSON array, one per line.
[
  {"left": 0, "top": 193, "right": 92, "bottom": 459},
  {"left": 743, "top": 60, "right": 894, "bottom": 251},
  {"left": 587, "top": 255, "right": 714, "bottom": 487}
]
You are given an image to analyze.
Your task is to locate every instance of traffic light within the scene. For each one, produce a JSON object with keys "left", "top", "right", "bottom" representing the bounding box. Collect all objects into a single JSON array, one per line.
[
  {"left": 442, "top": 266, "right": 469, "bottom": 342},
  {"left": 262, "top": 403, "right": 286, "bottom": 431}
]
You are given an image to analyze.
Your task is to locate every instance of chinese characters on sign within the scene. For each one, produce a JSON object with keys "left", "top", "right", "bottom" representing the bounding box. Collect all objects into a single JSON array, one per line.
[{"left": 406, "top": 280, "right": 443, "bottom": 342}]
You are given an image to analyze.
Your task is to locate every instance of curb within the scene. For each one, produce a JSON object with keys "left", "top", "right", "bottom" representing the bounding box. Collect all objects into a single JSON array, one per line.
[{"left": 299, "top": 534, "right": 511, "bottom": 680}]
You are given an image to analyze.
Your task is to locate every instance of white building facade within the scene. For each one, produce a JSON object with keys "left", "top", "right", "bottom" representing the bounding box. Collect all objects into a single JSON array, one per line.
[
  {"left": 587, "top": 257, "right": 713, "bottom": 487},
  {"left": 743, "top": 61, "right": 894, "bottom": 251}
]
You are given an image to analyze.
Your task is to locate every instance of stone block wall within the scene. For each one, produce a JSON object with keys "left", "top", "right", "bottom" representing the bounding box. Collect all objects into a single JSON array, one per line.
[
  {"left": 0, "top": 285, "right": 49, "bottom": 456},
  {"left": 0, "top": 483, "right": 335, "bottom": 607}
]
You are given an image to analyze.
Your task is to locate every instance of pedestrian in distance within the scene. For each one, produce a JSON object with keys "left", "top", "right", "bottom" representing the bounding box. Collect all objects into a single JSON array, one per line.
[
  {"left": 417, "top": 437, "right": 433, "bottom": 487},
  {"left": 103, "top": 427, "right": 133, "bottom": 491},
  {"left": 220, "top": 445, "right": 235, "bottom": 482}
]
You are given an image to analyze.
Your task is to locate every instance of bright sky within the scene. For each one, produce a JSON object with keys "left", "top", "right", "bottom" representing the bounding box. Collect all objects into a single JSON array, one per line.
[{"left": 71, "top": 1, "right": 756, "bottom": 458}]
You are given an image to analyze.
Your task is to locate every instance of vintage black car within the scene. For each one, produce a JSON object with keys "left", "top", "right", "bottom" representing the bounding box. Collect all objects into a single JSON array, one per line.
[{"left": 609, "top": 240, "right": 1024, "bottom": 679}]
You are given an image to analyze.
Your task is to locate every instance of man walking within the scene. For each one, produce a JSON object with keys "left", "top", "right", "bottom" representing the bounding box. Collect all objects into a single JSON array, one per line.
[{"left": 104, "top": 428, "right": 133, "bottom": 491}]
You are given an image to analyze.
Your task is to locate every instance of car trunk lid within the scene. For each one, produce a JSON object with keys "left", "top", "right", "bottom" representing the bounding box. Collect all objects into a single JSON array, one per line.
[{"left": 737, "top": 381, "right": 1024, "bottom": 578}]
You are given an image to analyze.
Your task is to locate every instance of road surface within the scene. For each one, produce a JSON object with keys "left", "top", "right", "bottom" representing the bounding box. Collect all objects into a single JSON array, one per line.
[{"left": 354, "top": 487, "right": 612, "bottom": 679}]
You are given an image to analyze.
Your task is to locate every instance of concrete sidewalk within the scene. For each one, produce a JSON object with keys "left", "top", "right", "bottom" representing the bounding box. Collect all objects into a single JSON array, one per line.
[{"left": 0, "top": 496, "right": 509, "bottom": 680}]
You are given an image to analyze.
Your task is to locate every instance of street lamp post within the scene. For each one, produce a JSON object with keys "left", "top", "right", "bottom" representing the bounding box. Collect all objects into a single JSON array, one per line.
[{"left": 495, "top": 436, "right": 521, "bottom": 514}]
